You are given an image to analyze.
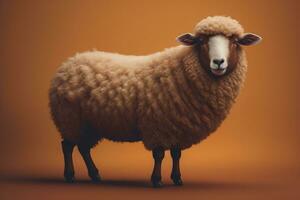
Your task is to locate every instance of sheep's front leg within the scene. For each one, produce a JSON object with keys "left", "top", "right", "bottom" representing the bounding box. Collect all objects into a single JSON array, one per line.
[
  {"left": 151, "top": 147, "right": 165, "bottom": 188},
  {"left": 170, "top": 147, "right": 183, "bottom": 186}
]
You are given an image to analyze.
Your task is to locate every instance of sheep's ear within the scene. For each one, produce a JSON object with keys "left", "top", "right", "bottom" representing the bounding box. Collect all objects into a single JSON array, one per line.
[
  {"left": 176, "top": 33, "right": 199, "bottom": 46},
  {"left": 237, "top": 33, "right": 262, "bottom": 46}
]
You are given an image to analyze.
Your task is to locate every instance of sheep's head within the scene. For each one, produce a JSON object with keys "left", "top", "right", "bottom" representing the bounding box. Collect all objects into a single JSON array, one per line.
[{"left": 177, "top": 16, "right": 262, "bottom": 77}]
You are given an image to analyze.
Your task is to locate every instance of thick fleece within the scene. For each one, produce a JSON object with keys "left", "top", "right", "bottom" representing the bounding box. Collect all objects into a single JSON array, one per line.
[
  {"left": 49, "top": 16, "right": 247, "bottom": 150},
  {"left": 194, "top": 16, "right": 244, "bottom": 37}
]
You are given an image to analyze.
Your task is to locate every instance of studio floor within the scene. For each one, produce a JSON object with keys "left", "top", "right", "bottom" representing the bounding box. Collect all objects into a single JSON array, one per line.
[{"left": 1, "top": 165, "right": 299, "bottom": 200}]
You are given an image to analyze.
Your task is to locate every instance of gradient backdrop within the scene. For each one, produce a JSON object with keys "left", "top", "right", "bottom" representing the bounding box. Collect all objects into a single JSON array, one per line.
[{"left": 0, "top": 0, "right": 299, "bottom": 199}]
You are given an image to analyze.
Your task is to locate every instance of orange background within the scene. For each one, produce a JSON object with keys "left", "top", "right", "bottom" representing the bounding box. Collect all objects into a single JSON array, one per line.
[{"left": 0, "top": 0, "right": 299, "bottom": 199}]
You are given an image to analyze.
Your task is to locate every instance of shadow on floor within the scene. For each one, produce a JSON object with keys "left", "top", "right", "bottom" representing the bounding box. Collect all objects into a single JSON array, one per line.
[
  {"left": 0, "top": 175, "right": 272, "bottom": 190},
  {"left": 0, "top": 175, "right": 149, "bottom": 188}
]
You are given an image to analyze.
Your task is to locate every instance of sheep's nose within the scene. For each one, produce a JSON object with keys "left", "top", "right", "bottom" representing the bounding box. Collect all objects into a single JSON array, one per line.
[{"left": 213, "top": 59, "right": 224, "bottom": 66}]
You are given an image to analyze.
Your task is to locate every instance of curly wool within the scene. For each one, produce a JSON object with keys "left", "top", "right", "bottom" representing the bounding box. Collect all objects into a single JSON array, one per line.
[
  {"left": 49, "top": 16, "right": 247, "bottom": 150},
  {"left": 194, "top": 16, "right": 244, "bottom": 37}
]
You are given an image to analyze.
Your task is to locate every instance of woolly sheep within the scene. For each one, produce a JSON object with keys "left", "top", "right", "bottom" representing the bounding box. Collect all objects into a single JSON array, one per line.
[{"left": 49, "top": 16, "right": 262, "bottom": 187}]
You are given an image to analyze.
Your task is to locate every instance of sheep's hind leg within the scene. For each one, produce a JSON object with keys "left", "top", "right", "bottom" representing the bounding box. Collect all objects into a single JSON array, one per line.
[
  {"left": 170, "top": 147, "right": 183, "bottom": 186},
  {"left": 78, "top": 143, "right": 101, "bottom": 182},
  {"left": 61, "top": 140, "right": 75, "bottom": 183},
  {"left": 151, "top": 147, "right": 165, "bottom": 188}
]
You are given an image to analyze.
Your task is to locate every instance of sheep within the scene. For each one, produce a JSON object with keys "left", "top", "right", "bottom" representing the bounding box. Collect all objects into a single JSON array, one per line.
[{"left": 49, "top": 16, "right": 262, "bottom": 187}]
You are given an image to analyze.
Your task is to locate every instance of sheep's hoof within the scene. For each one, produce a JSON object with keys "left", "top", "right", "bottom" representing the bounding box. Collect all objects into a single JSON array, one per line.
[
  {"left": 64, "top": 176, "right": 75, "bottom": 183},
  {"left": 152, "top": 180, "right": 163, "bottom": 188},
  {"left": 172, "top": 178, "right": 183, "bottom": 186},
  {"left": 90, "top": 174, "right": 101, "bottom": 183}
]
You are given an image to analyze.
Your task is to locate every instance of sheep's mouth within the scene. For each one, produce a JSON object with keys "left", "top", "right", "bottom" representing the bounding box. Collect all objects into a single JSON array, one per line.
[{"left": 210, "top": 68, "right": 227, "bottom": 76}]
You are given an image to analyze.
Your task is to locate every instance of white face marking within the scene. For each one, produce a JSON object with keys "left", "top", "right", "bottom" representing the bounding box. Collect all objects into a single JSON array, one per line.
[{"left": 208, "top": 35, "right": 230, "bottom": 76}]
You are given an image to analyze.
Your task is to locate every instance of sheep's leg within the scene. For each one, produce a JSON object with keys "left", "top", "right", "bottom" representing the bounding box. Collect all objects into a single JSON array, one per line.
[
  {"left": 170, "top": 147, "right": 183, "bottom": 186},
  {"left": 151, "top": 147, "right": 165, "bottom": 188},
  {"left": 61, "top": 140, "right": 75, "bottom": 183},
  {"left": 77, "top": 144, "right": 101, "bottom": 182}
]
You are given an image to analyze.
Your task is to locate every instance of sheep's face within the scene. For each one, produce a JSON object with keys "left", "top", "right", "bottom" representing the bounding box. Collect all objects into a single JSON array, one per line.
[{"left": 177, "top": 33, "right": 262, "bottom": 77}]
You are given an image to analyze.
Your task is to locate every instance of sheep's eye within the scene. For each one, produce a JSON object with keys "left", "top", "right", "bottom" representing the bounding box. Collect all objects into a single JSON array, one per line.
[
  {"left": 233, "top": 38, "right": 239, "bottom": 45},
  {"left": 230, "top": 40, "right": 238, "bottom": 48},
  {"left": 198, "top": 38, "right": 204, "bottom": 44},
  {"left": 197, "top": 35, "right": 208, "bottom": 45}
]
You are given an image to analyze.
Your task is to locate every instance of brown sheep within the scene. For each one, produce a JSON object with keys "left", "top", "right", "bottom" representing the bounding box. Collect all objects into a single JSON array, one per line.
[{"left": 49, "top": 16, "right": 262, "bottom": 187}]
